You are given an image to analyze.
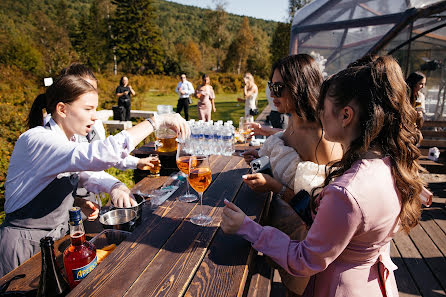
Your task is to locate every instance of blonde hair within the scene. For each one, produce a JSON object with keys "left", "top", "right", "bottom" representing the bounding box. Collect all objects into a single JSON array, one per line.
[{"left": 244, "top": 72, "right": 255, "bottom": 87}]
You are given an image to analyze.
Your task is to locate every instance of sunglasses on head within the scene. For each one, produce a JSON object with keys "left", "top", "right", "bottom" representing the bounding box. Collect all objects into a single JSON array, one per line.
[{"left": 268, "top": 81, "right": 286, "bottom": 98}]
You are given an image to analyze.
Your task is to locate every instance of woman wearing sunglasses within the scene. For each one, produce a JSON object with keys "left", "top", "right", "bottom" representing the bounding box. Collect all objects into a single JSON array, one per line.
[{"left": 242, "top": 54, "right": 342, "bottom": 296}]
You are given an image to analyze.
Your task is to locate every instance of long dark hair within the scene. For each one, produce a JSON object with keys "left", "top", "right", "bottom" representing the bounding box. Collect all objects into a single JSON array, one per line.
[
  {"left": 406, "top": 72, "right": 426, "bottom": 106},
  {"left": 119, "top": 76, "right": 128, "bottom": 87},
  {"left": 27, "top": 75, "right": 97, "bottom": 129},
  {"left": 315, "top": 56, "right": 424, "bottom": 233},
  {"left": 271, "top": 54, "right": 323, "bottom": 122}
]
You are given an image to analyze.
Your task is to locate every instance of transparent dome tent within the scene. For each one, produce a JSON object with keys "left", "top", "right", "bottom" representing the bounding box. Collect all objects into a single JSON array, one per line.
[{"left": 290, "top": 0, "right": 446, "bottom": 119}]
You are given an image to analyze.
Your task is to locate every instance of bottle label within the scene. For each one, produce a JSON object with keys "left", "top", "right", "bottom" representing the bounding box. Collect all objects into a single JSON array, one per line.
[{"left": 72, "top": 256, "right": 98, "bottom": 281}]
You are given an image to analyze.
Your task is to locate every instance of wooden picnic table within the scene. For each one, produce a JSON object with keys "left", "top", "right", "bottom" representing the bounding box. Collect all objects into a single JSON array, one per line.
[{"left": 0, "top": 154, "right": 271, "bottom": 297}]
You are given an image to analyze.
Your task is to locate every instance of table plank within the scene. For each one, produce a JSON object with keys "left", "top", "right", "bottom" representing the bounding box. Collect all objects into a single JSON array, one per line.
[
  {"left": 67, "top": 155, "right": 242, "bottom": 297},
  {"left": 123, "top": 156, "right": 250, "bottom": 297},
  {"left": 185, "top": 183, "right": 270, "bottom": 297}
]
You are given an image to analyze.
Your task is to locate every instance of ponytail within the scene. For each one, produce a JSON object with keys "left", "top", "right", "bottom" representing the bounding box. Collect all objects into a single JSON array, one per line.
[{"left": 27, "top": 94, "right": 47, "bottom": 129}]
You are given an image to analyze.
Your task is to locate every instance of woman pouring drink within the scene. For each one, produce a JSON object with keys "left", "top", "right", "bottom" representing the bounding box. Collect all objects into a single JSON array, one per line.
[{"left": 0, "top": 75, "right": 189, "bottom": 277}]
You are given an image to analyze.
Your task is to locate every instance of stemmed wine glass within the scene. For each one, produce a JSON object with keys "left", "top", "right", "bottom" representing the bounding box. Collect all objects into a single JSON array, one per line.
[
  {"left": 176, "top": 141, "right": 198, "bottom": 202},
  {"left": 188, "top": 155, "right": 213, "bottom": 226}
]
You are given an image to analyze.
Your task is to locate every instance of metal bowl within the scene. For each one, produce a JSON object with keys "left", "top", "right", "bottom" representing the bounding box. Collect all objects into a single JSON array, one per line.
[
  {"left": 99, "top": 209, "right": 137, "bottom": 232},
  {"left": 111, "top": 194, "right": 145, "bottom": 226}
]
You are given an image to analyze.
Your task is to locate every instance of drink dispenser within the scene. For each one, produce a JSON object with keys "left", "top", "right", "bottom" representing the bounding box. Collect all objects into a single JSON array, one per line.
[{"left": 155, "top": 105, "right": 177, "bottom": 152}]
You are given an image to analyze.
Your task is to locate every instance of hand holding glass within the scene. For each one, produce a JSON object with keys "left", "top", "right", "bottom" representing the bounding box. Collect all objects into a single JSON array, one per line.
[{"left": 188, "top": 155, "right": 213, "bottom": 226}]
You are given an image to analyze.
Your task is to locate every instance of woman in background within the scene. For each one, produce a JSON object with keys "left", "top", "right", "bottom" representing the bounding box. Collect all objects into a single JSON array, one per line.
[
  {"left": 406, "top": 71, "right": 426, "bottom": 128},
  {"left": 195, "top": 74, "right": 216, "bottom": 121},
  {"left": 238, "top": 72, "right": 258, "bottom": 117},
  {"left": 115, "top": 76, "right": 136, "bottom": 121}
]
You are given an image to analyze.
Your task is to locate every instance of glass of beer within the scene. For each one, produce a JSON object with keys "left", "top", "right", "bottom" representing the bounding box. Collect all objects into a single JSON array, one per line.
[
  {"left": 149, "top": 154, "right": 161, "bottom": 177},
  {"left": 239, "top": 116, "right": 253, "bottom": 156},
  {"left": 188, "top": 155, "right": 213, "bottom": 226},
  {"left": 176, "top": 142, "right": 198, "bottom": 202},
  {"left": 155, "top": 128, "right": 177, "bottom": 153}
]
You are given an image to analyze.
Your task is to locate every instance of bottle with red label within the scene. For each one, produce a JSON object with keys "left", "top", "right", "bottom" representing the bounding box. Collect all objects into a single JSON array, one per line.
[{"left": 63, "top": 207, "right": 97, "bottom": 288}]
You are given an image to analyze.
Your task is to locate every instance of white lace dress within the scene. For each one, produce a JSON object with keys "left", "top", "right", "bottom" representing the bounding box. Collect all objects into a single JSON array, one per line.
[{"left": 258, "top": 131, "right": 326, "bottom": 193}]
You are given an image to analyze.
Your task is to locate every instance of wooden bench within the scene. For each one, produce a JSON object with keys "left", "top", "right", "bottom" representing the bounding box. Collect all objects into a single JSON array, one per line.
[
  {"left": 421, "top": 120, "right": 446, "bottom": 148},
  {"left": 102, "top": 120, "right": 132, "bottom": 133}
]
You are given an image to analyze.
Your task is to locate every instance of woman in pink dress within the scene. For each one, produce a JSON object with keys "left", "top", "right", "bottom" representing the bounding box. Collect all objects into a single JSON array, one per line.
[
  {"left": 221, "top": 56, "right": 425, "bottom": 297},
  {"left": 195, "top": 74, "right": 216, "bottom": 122}
]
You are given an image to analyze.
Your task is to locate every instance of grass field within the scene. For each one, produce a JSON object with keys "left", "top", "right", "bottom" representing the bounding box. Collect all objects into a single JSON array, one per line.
[{"left": 136, "top": 92, "right": 268, "bottom": 126}]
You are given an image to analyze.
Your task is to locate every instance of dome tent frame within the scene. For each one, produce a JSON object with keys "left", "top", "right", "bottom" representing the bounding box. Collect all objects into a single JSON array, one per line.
[{"left": 290, "top": 0, "right": 446, "bottom": 119}]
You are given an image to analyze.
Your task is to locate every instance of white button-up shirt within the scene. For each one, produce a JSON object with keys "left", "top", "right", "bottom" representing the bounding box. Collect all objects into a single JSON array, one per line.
[
  {"left": 175, "top": 80, "right": 194, "bottom": 98},
  {"left": 4, "top": 118, "right": 136, "bottom": 213}
]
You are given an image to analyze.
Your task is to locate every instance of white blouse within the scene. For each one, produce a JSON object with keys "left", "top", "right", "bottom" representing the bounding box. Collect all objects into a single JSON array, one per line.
[
  {"left": 258, "top": 131, "right": 326, "bottom": 193},
  {"left": 4, "top": 118, "right": 135, "bottom": 213}
]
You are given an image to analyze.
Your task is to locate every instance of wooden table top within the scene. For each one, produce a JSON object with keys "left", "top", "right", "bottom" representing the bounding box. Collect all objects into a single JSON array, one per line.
[{"left": 1, "top": 154, "right": 270, "bottom": 297}]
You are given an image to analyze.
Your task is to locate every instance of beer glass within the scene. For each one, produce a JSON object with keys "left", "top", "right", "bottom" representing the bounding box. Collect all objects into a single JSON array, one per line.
[
  {"left": 238, "top": 116, "right": 253, "bottom": 156},
  {"left": 188, "top": 155, "right": 212, "bottom": 226},
  {"left": 149, "top": 154, "right": 161, "bottom": 177},
  {"left": 176, "top": 142, "right": 198, "bottom": 202}
]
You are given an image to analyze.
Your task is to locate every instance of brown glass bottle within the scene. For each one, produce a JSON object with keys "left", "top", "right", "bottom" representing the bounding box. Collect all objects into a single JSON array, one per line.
[
  {"left": 63, "top": 207, "right": 97, "bottom": 288},
  {"left": 36, "top": 237, "right": 70, "bottom": 297}
]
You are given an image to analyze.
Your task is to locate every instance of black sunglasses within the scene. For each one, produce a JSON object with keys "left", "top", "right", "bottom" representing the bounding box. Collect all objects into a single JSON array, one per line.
[{"left": 268, "top": 81, "right": 286, "bottom": 98}]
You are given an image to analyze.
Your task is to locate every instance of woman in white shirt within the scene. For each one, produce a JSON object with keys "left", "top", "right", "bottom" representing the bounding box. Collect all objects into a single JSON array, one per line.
[
  {"left": 0, "top": 75, "right": 188, "bottom": 276},
  {"left": 238, "top": 73, "right": 258, "bottom": 117}
]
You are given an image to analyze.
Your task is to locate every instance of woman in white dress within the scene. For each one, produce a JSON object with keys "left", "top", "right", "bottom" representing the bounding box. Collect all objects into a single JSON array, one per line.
[{"left": 238, "top": 72, "right": 258, "bottom": 117}]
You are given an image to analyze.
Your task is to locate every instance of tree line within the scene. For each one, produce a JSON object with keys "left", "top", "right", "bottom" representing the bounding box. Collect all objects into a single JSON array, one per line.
[{"left": 0, "top": 0, "right": 310, "bottom": 79}]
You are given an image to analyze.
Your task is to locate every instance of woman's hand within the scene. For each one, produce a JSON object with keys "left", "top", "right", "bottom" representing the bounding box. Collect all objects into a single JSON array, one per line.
[
  {"left": 78, "top": 199, "right": 100, "bottom": 221},
  {"left": 221, "top": 199, "right": 246, "bottom": 234},
  {"left": 242, "top": 173, "right": 282, "bottom": 193},
  {"left": 137, "top": 156, "right": 161, "bottom": 170},
  {"left": 249, "top": 122, "right": 282, "bottom": 137},
  {"left": 213, "top": 106, "right": 217, "bottom": 112},
  {"left": 110, "top": 183, "right": 137, "bottom": 208},
  {"left": 157, "top": 113, "right": 190, "bottom": 140},
  {"left": 241, "top": 149, "right": 259, "bottom": 164}
]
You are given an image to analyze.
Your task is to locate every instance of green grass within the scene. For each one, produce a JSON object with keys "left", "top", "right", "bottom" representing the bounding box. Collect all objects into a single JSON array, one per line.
[
  {"left": 0, "top": 93, "right": 267, "bottom": 224},
  {"left": 137, "top": 92, "right": 268, "bottom": 127}
]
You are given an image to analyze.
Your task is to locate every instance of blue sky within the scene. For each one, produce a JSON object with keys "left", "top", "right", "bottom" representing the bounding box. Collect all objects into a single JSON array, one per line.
[{"left": 165, "top": 0, "right": 290, "bottom": 22}]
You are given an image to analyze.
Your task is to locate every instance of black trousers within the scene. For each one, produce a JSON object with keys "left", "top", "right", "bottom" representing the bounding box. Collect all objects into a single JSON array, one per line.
[
  {"left": 118, "top": 99, "right": 131, "bottom": 121},
  {"left": 176, "top": 97, "right": 189, "bottom": 120}
]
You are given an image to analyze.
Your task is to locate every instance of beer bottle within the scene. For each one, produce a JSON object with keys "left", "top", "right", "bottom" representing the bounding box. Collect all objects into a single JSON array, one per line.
[
  {"left": 36, "top": 237, "right": 70, "bottom": 297},
  {"left": 63, "top": 207, "right": 97, "bottom": 288}
]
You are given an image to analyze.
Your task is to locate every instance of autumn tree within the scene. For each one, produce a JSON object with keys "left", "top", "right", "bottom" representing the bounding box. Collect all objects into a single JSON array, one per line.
[
  {"left": 223, "top": 17, "right": 254, "bottom": 74},
  {"left": 112, "top": 0, "right": 164, "bottom": 74},
  {"left": 200, "top": 0, "right": 230, "bottom": 71}
]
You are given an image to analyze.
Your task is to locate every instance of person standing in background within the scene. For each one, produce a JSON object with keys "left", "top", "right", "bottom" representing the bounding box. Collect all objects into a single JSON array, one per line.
[
  {"left": 195, "top": 74, "right": 216, "bottom": 122},
  {"left": 115, "top": 76, "right": 135, "bottom": 121},
  {"left": 406, "top": 72, "right": 427, "bottom": 128},
  {"left": 238, "top": 73, "right": 258, "bottom": 117},
  {"left": 175, "top": 74, "right": 194, "bottom": 120}
]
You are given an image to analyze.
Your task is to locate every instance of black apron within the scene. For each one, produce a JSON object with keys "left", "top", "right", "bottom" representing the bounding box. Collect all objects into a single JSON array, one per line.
[{"left": 0, "top": 124, "right": 82, "bottom": 277}]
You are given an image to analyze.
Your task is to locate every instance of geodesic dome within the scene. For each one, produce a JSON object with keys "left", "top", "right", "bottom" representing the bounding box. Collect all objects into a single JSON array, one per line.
[{"left": 291, "top": 0, "right": 446, "bottom": 119}]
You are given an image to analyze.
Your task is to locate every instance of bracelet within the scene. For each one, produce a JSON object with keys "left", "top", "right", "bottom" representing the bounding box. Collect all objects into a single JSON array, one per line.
[
  {"left": 276, "top": 185, "right": 287, "bottom": 200},
  {"left": 146, "top": 113, "right": 160, "bottom": 130}
]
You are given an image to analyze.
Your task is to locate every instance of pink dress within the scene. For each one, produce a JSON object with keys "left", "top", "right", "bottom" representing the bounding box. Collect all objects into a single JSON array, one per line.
[
  {"left": 237, "top": 157, "right": 401, "bottom": 297},
  {"left": 197, "top": 85, "right": 215, "bottom": 122}
]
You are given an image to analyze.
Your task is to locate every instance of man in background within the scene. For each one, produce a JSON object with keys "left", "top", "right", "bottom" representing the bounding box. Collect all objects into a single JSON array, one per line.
[{"left": 175, "top": 74, "right": 194, "bottom": 120}]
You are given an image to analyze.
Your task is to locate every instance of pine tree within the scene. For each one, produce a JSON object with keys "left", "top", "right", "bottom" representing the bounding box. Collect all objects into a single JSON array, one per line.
[
  {"left": 71, "top": 0, "right": 112, "bottom": 72},
  {"left": 270, "top": 22, "right": 291, "bottom": 65},
  {"left": 112, "top": 0, "right": 164, "bottom": 74},
  {"left": 223, "top": 17, "right": 254, "bottom": 74}
]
